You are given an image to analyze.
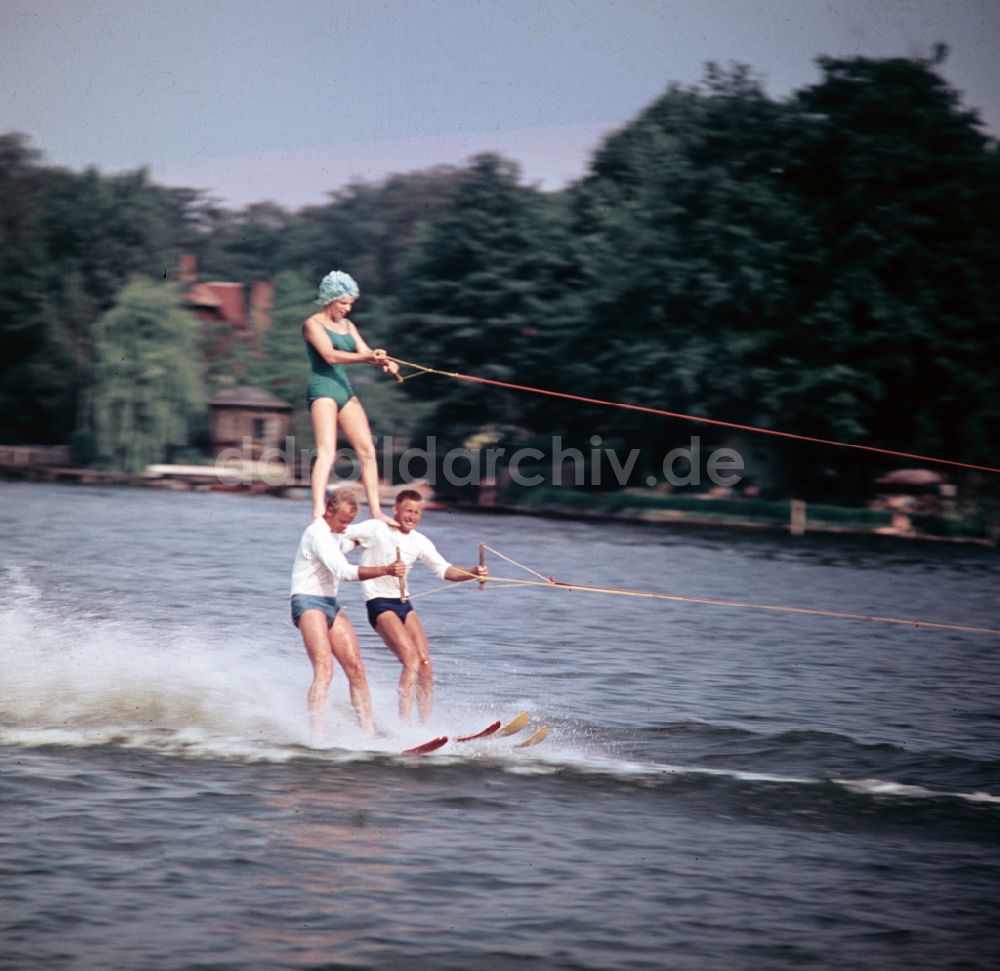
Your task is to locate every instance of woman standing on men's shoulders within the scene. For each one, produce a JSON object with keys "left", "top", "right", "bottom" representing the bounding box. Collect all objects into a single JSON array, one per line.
[{"left": 304, "top": 269, "right": 399, "bottom": 523}]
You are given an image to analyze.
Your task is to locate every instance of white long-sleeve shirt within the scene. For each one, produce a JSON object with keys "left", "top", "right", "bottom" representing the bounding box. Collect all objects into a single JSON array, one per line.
[
  {"left": 289, "top": 518, "right": 360, "bottom": 597},
  {"left": 344, "top": 519, "right": 450, "bottom": 601}
]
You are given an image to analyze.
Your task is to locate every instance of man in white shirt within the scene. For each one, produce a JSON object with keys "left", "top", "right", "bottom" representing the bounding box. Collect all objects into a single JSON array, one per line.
[
  {"left": 290, "top": 487, "right": 404, "bottom": 741},
  {"left": 345, "top": 489, "right": 487, "bottom": 725}
]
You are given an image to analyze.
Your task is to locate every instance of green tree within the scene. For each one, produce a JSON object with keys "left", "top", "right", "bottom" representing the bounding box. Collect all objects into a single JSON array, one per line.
[
  {"left": 190, "top": 201, "right": 291, "bottom": 281},
  {"left": 243, "top": 269, "right": 314, "bottom": 444},
  {"left": 0, "top": 134, "right": 78, "bottom": 443},
  {"left": 555, "top": 68, "right": 809, "bottom": 472},
  {"left": 537, "top": 57, "right": 999, "bottom": 496},
  {"left": 91, "top": 279, "right": 206, "bottom": 471},
  {"left": 394, "top": 153, "right": 570, "bottom": 442},
  {"left": 278, "top": 168, "right": 465, "bottom": 296},
  {"left": 781, "top": 53, "right": 1000, "bottom": 477},
  {"left": 0, "top": 133, "right": 202, "bottom": 444}
]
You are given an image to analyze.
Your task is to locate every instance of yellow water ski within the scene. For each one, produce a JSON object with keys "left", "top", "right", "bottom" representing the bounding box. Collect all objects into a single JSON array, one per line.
[
  {"left": 496, "top": 711, "right": 531, "bottom": 737},
  {"left": 512, "top": 725, "right": 548, "bottom": 749}
]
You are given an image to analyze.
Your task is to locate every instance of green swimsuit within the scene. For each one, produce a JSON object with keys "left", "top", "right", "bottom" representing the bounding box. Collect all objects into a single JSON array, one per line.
[{"left": 306, "top": 327, "right": 357, "bottom": 408}]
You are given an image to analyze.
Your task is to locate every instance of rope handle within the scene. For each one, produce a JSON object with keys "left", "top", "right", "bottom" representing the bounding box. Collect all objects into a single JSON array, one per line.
[
  {"left": 371, "top": 348, "right": 404, "bottom": 383},
  {"left": 396, "top": 546, "right": 407, "bottom": 603}
]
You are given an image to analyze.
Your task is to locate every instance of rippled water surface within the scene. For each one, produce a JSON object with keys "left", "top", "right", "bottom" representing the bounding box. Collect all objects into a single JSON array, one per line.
[{"left": 2, "top": 481, "right": 999, "bottom": 970}]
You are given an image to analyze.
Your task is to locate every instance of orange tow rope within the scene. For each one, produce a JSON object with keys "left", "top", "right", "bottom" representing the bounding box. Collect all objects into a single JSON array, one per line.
[
  {"left": 417, "top": 549, "right": 1000, "bottom": 638},
  {"left": 388, "top": 356, "right": 1000, "bottom": 475}
]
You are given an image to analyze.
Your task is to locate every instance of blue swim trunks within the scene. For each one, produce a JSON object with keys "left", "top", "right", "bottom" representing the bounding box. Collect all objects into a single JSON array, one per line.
[
  {"left": 290, "top": 594, "right": 342, "bottom": 629},
  {"left": 366, "top": 596, "right": 414, "bottom": 629}
]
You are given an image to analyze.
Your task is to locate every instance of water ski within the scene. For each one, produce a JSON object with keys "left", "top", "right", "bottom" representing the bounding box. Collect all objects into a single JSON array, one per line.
[
  {"left": 496, "top": 711, "right": 531, "bottom": 737},
  {"left": 403, "top": 735, "right": 448, "bottom": 755},
  {"left": 456, "top": 720, "right": 502, "bottom": 742},
  {"left": 512, "top": 725, "right": 549, "bottom": 749}
]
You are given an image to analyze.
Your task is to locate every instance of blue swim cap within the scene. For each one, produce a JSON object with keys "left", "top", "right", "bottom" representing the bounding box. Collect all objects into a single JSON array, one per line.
[{"left": 317, "top": 270, "right": 360, "bottom": 305}]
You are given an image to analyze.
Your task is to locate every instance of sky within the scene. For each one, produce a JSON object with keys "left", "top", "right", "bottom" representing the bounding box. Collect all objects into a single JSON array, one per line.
[{"left": 2, "top": 0, "right": 998, "bottom": 210}]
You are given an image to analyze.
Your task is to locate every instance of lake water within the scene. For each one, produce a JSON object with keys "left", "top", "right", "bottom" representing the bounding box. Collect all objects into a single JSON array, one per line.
[{"left": 1, "top": 480, "right": 998, "bottom": 970}]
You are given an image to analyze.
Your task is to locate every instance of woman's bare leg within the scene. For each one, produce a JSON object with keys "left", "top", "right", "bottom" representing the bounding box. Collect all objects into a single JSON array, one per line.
[
  {"left": 339, "top": 398, "right": 394, "bottom": 524},
  {"left": 309, "top": 398, "right": 338, "bottom": 519}
]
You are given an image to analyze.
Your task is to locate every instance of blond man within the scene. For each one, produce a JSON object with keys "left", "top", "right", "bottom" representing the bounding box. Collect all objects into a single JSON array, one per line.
[{"left": 289, "top": 488, "right": 404, "bottom": 740}]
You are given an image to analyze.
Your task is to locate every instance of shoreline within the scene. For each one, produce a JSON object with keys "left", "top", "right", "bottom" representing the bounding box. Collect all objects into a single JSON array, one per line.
[
  {"left": 3, "top": 464, "right": 995, "bottom": 549},
  {"left": 448, "top": 500, "right": 998, "bottom": 549}
]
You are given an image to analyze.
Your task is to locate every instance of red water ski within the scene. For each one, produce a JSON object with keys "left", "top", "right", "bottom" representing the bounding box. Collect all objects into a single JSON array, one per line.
[
  {"left": 456, "top": 720, "right": 502, "bottom": 742},
  {"left": 402, "top": 735, "right": 448, "bottom": 755}
]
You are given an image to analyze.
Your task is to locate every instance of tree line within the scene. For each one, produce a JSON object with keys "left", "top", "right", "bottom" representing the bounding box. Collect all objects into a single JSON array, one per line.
[{"left": 2, "top": 53, "right": 997, "bottom": 497}]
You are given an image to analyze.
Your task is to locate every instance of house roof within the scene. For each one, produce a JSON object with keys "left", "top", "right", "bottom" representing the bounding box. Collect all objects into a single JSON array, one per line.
[
  {"left": 186, "top": 281, "right": 247, "bottom": 327},
  {"left": 209, "top": 385, "right": 293, "bottom": 410},
  {"left": 185, "top": 283, "right": 222, "bottom": 308}
]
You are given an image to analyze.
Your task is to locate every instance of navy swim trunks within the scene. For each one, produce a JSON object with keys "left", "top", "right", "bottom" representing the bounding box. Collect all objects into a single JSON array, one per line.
[{"left": 366, "top": 596, "right": 414, "bottom": 629}]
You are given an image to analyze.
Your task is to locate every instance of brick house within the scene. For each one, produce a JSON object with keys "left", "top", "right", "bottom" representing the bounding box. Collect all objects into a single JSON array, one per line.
[
  {"left": 180, "top": 255, "right": 288, "bottom": 461},
  {"left": 208, "top": 385, "right": 292, "bottom": 459}
]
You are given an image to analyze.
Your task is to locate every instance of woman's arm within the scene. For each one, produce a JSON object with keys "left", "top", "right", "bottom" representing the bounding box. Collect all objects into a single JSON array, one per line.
[
  {"left": 349, "top": 321, "right": 401, "bottom": 378},
  {"left": 348, "top": 320, "right": 374, "bottom": 357},
  {"left": 303, "top": 316, "right": 376, "bottom": 365}
]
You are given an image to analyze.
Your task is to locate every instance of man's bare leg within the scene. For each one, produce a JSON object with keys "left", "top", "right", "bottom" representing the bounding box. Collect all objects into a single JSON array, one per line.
[
  {"left": 299, "top": 610, "right": 336, "bottom": 742},
  {"left": 328, "top": 612, "right": 374, "bottom": 733},
  {"left": 376, "top": 612, "right": 418, "bottom": 723},
  {"left": 404, "top": 611, "right": 434, "bottom": 725},
  {"left": 375, "top": 611, "right": 433, "bottom": 725}
]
